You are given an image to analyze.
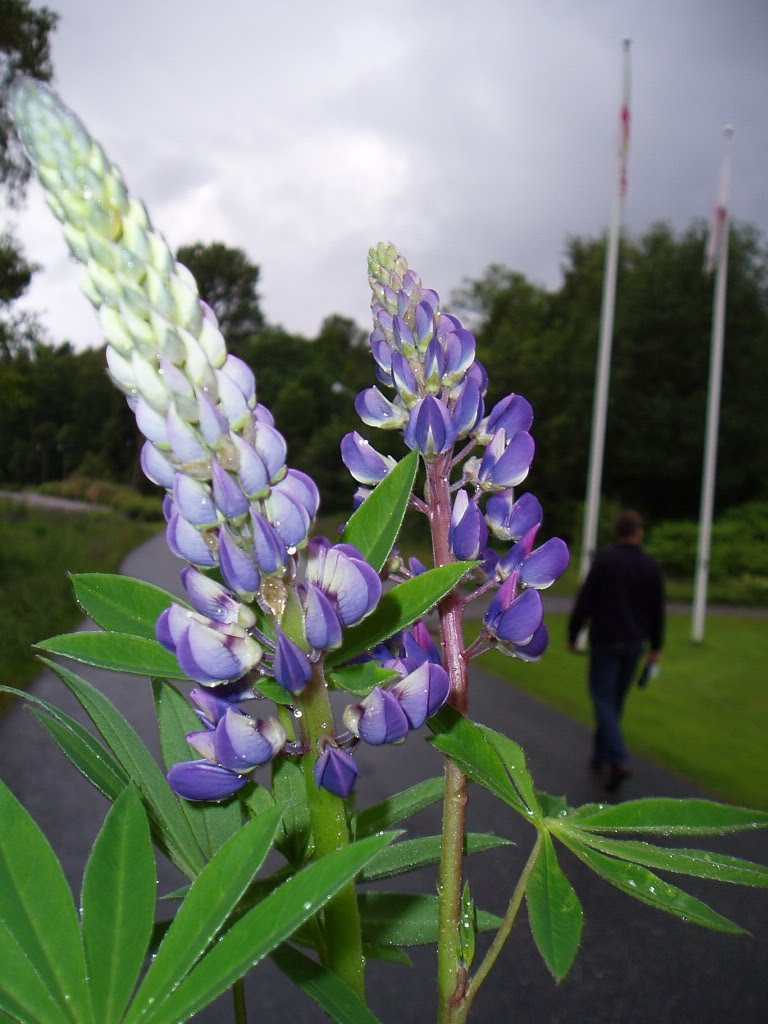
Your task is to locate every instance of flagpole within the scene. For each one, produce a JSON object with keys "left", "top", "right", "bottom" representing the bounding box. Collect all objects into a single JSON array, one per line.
[
  {"left": 578, "top": 38, "right": 631, "bottom": 585},
  {"left": 692, "top": 125, "right": 734, "bottom": 643}
]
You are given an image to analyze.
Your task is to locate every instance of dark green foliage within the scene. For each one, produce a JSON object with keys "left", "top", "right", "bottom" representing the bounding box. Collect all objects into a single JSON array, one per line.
[
  {"left": 175, "top": 241, "right": 265, "bottom": 358},
  {"left": 455, "top": 221, "right": 768, "bottom": 539}
]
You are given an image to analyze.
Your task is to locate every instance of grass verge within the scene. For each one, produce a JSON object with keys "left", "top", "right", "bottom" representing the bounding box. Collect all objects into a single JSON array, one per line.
[
  {"left": 476, "top": 612, "right": 768, "bottom": 810},
  {"left": 0, "top": 499, "right": 158, "bottom": 710}
]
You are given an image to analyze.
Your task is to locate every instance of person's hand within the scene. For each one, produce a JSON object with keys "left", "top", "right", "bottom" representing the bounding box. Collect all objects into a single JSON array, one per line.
[
  {"left": 568, "top": 643, "right": 577, "bottom": 654},
  {"left": 647, "top": 649, "right": 660, "bottom": 664}
]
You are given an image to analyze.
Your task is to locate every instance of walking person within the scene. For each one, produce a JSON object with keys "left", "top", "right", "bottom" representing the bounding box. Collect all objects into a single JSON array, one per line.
[{"left": 568, "top": 509, "right": 665, "bottom": 791}]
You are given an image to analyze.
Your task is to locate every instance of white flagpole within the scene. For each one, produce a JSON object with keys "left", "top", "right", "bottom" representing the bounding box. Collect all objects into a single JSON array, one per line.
[
  {"left": 692, "top": 126, "right": 734, "bottom": 643},
  {"left": 578, "top": 38, "right": 631, "bottom": 585}
]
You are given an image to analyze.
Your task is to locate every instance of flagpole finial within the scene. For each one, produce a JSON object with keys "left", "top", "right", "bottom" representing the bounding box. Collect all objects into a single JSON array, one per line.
[
  {"left": 723, "top": 124, "right": 735, "bottom": 138},
  {"left": 623, "top": 37, "right": 631, "bottom": 49}
]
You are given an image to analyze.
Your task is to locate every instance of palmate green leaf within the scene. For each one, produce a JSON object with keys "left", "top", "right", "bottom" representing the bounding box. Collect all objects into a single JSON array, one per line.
[
  {"left": 0, "top": 780, "right": 93, "bottom": 1024},
  {"left": 40, "top": 658, "right": 206, "bottom": 878},
  {"left": 70, "top": 572, "right": 184, "bottom": 639},
  {"left": 355, "top": 776, "right": 444, "bottom": 838},
  {"left": 125, "top": 806, "right": 283, "bottom": 1024},
  {"left": 477, "top": 721, "right": 542, "bottom": 816},
  {"left": 0, "top": 918, "right": 72, "bottom": 1024},
  {"left": 565, "top": 797, "right": 768, "bottom": 835},
  {"left": 0, "top": 685, "right": 129, "bottom": 802},
  {"left": 272, "top": 755, "right": 313, "bottom": 865},
  {"left": 272, "top": 944, "right": 383, "bottom": 1024},
  {"left": 360, "top": 893, "right": 502, "bottom": 946},
  {"left": 36, "top": 630, "right": 185, "bottom": 678},
  {"left": 152, "top": 679, "right": 242, "bottom": 860},
  {"left": 140, "top": 832, "right": 396, "bottom": 1024},
  {"left": 361, "top": 833, "right": 511, "bottom": 882},
  {"left": 538, "top": 792, "right": 571, "bottom": 819},
  {"left": 560, "top": 830, "right": 768, "bottom": 888},
  {"left": 328, "top": 562, "right": 476, "bottom": 667},
  {"left": 340, "top": 449, "right": 419, "bottom": 571},
  {"left": 328, "top": 661, "right": 400, "bottom": 697},
  {"left": 526, "top": 833, "right": 583, "bottom": 981},
  {"left": 81, "top": 789, "right": 155, "bottom": 1024},
  {"left": 428, "top": 708, "right": 527, "bottom": 816},
  {"left": 558, "top": 832, "right": 746, "bottom": 934}
]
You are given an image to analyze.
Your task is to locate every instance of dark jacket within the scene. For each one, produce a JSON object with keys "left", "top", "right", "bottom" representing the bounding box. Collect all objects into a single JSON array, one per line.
[{"left": 568, "top": 542, "right": 665, "bottom": 650}]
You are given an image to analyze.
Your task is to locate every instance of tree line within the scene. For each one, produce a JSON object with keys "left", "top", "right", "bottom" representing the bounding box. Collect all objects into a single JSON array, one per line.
[{"left": 2, "top": 222, "right": 767, "bottom": 540}]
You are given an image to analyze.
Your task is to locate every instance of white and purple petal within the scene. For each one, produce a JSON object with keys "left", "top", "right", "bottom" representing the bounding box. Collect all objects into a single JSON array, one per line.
[
  {"left": 250, "top": 511, "right": 288, "bottom": 573},
  {"left": 213, "top": 710, "right": 285, "bottom": 771},
  {"left": 218, "top": 527, "right": 261, "bottom": 597},
  {"left": 173, "top": 473, "right": 218, "bottom": 527},
  {"left": 392, "top": 661, "right": 450, "bottom": 729},
  {"left": 494, "top": 588, "right": 543, "bottom": 646},
  {"left": 273, "top": 628, "right": 312, "bottom": 694},
  {"left": 485, "top": 490, "right": 542, "bottom": 542},
  {"left": 140, "top": 441, "right": 176, "bottom": 489},
  {"left": 231, "top": 433, "right": 270, "bottom": 498},
  {"left": 211, "top": 458, "right": 249, "bottom": 519},
  {"left": 166, "top": 513, "right": 218, "bottom": 567},
  {"left": 262, "top": 488, "right": 310, "bottom": 547},
  {"left": 303, "top": 582, "right": 343, "bottom": 650},
  {"left": 343, "top": 687, "right": 410, "bottom": 745}
]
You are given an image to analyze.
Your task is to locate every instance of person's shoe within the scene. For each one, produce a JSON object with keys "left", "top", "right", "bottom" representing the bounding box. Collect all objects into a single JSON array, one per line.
[{"left": 605, "top": 765, "right": 632, "bottom": 792}]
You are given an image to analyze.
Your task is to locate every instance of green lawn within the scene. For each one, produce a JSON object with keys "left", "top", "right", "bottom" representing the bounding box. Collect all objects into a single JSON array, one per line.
[
  {"left": 477, "top": 612, "right": 768, "bottom": 810},
  {"left": 0, "top": 500, "right": 157, "bottom": 707}
]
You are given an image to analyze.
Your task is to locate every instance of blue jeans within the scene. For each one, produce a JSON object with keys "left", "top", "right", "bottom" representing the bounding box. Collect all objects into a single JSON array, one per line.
[{"left": 588, "top": 643, "right": 643, "bottom": 768}]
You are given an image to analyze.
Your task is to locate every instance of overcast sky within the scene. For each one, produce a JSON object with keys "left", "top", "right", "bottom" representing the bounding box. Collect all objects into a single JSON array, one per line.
[{"left": 8, "top": 0, "right": 768, "bottom": 349}]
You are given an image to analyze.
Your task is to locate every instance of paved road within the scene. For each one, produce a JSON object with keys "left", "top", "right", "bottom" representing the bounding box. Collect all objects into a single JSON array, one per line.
[{"left": 1, "top": 530, "right": 765, "bottom": 1023}]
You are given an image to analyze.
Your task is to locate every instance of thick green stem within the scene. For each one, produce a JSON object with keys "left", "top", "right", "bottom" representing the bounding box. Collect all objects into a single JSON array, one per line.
[
  {"left": 296, "top": 661, "right": 366, "bottom": 999},
  {"left": 427, "top": 455, "right": 471, "bottom": 1022}
]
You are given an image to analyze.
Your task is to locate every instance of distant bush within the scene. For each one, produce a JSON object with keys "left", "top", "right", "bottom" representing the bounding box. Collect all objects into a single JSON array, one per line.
[
  {"left": 38, "top": 475, "right": 163, "bottom": 521},
  {"left": 648, "top": 501, "right": 768, "bottom": 596}
]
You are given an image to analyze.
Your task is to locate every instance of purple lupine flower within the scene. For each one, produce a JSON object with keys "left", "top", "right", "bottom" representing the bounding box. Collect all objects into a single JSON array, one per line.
[
  {"left": 343, "top": 686, "right": 411, "bottom": 745},
  {"left": 212, "top": 709, "right": 286, "bottom": 771},
  {"left": 498, "top": 621, "right": 550, "bottom": 662},
  {"left": 166, "top": 513, "right": 218, "bottom": 567},
  {"left": 355, "top": 387, "right": 409, "bottom": 430},
  {"left": 250, "top": 511, "right": 288, "bottom": 573},
  {"left": 276, "top": 469, "right": 320, "bottom": 522},
  {"left": 485, "top": 490, "right": 542, "bottom": 542},
  {"left": 403, "top": 396, "right": 458, "bottom": 458},
  {"left": 167, "top": 760, "right": 248, "bottom": 801},
  {"left": 477, "top": 429, "right": 535, "bottom": 491},
  {"left": 173, "top": 473, "right": 218, "bottom": 528},
  {"left": 313, "top": 740, "right": 359, "bottom": 798},
  {"left": 211, "top": 458, "right": 250, "bottom": 519},
  {"left": 218, "top": 527, "right": 261, "bottom": 597},
  {"left": 401, "top": 620, "right": 441, "bottom": 665},
  {"left": 166, "top": 404, "right": 207, "bottom": 464},
  {"left": 220, "top": 353, "right": 256, "bottom": 403},
  {"left": 303, "top": 540, "right": 381, "bottom": 650},
  {"left": 391, "top": 352, "right": 420, "bottom": 404},
  {"left": 230, "top": 433, "right": 270, "bottom": 499},
  {"left": 140, "top": 441, "right": 176, "bottom": 489},
  {"left": 189, "top": 686, "right": 241, "bottom": 728},
  {"left": 449, "top": 489, "right": 488, "bottom": 560},
  {"left": 475, "top": 393, "right": 533, "bottom": 444},
  {"left": 304, "top": 582, "right": 344, "bottom": 650},
  {"left": 483, "top": 573, "right": 543, "bottom": 646},
  {"left": 175, "top": 618, "right": 263, "bottom": 686},
  {"left": 261, "top": 488, "right": 310, "bottom": 548},
  {"left": 180, "top": 566, "right": 255, "bottom": 628},
  {"left": 341, "top": 432, "right": 397, "bottom": 486},
  {"left": 451, "top": 376, "right": 484, "bottom": 437},
  {"left": 390, "top": 661, "right": 450, "bottom": 729},
  {"left": 273, "top": 628, "right": 313, "bottom": 694}
]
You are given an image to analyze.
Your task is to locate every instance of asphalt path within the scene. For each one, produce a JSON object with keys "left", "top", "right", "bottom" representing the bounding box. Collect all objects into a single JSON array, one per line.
[{"left": 0, "top": 530, "right": 766, "bottom": 1023}]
